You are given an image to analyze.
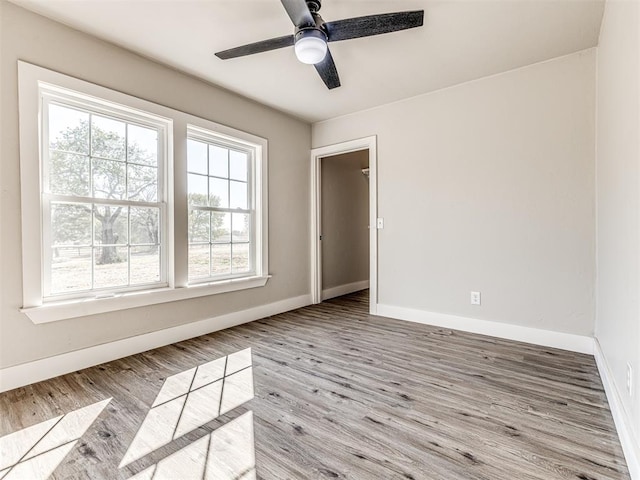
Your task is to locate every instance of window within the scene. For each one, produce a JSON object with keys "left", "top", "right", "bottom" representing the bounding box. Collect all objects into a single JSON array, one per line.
[
  {"left": 18, "top": 62, "right": 269, "bottom": 323},
  {"left": 187, "top": 129, "right": 256, "bottom": 283},
  {"left": 42, "top": 93, "right": 167, "bottom": 299}
]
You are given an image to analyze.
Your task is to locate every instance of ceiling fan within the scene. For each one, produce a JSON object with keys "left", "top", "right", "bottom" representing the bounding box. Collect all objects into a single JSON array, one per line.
[{"left": 215, "top": 0, "right": 424, "bottom": 90}]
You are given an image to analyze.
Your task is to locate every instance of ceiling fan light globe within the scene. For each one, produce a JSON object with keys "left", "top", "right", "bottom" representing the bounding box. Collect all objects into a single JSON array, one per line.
[{"left": 294, "top": 36, "right": 327, "bottom": 64}]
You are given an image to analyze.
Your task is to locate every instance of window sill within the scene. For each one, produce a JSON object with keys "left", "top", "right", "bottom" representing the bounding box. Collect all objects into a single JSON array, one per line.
[{"left": 21, "top": 275, "right": 271, "bottom": 324}]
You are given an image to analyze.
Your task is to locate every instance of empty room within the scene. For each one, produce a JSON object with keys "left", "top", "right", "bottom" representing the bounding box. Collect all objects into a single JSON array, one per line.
[{"left": 0, "top": 0, "right": 638, "bottom": 478}]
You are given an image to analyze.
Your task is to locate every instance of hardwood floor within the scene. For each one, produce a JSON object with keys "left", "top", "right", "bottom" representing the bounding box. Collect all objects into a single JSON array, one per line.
[{"left": 0, "top": 290, "right": 630, "bottom": 479}]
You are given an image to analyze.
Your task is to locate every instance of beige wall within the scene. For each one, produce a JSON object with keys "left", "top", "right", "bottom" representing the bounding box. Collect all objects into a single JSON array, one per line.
[
  {"left": 0, "top": 2, "right": 311, "bottom": 368},
  {"left": 321, "top": 150, "right": 369, "bottom": 291},
  {"left": 313, "top": 49, "right": 596, "bottom": 335},
  {"left": 595, "top": 0, "right": 640, "bottom": 456}
]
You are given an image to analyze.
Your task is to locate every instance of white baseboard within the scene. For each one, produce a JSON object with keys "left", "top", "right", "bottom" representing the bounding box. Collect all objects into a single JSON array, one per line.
[
  {"left": 594, "top": 339, "right": 640, "bottom": 480},
  {"left": 322, "top": 280, "right": 369, "bottom": 301},
  {"left": 376, "top": 304, "right": 594, "bottom": 354},
  {"left": 0, "top": 294, "right": 312, "bottom": 393}
]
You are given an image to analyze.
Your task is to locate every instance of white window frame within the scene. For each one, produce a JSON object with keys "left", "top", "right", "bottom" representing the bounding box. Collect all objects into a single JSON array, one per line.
[
  {"left": 186, "top": 125, "right": 264, "bottom": 284},
  {"left": 18, "top": 62, "right": 269, "bottom": 324},
  {"left": 40, "top": 86, "right": 170, "bottom": 300}
]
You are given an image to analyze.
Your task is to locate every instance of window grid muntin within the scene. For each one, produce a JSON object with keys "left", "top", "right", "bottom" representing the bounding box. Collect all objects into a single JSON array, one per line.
[
  {"left": 47, "top": 200, "right": 163, "bottom": 295},
  {"left": 187, "top": 134, "right": 255, "bottom": 283},
  {"left": 20, "top": 64, "right": 271, "bottom": 316},
  {"left": 44, "top": 96, "right": 165, "bottom": 196},
  {"left": 42, "top": 94, "right": 167, "bottom": 299},
  {"left": 45, "top": 100, "right": 162, "bottom": 196}
]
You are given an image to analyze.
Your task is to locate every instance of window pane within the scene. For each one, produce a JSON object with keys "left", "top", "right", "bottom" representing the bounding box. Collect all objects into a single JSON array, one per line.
[
  {"left": 128, "top": 164, "right": 158, "bottom": 202},
  {"left": 49, "top": 152, "right": 90, "bottom": 196},
  {"left": 188, "top": 174, "right": 208, "bottom": 206},
  {"left": 189, "top": 210, "right": 210, "bottom": 243},
  {"left": 130, "top": 246, "right": 160, "bottom": 285},
  {"left": 187, "top": 139, "right": 208, "bottom": 175},
  {"left": 94, "top": 205, "right": 127, "bottom": 245},
  {"left": 131, "top": 207, "right": 159, "bottom": 245},
  {"left": 212, "top": 244, "right": 231, "bottom": 276},
  {"left": 232, "top": 213, "right": 250, "bottom": 243},
  {"left": 93, "top": 158, "right": 126, "bottom": 199},
  {"left": 210, "top": 178, "right": 229, "bottom": 208},
  {"left": 229, "top": 181, "right": 247, "bottom": 209},
  {"left": 209, "top": 145, "right": 228, "bottom": 178},
  {"left": 232, "top": 243, "right": 250, "bottom": 274},
  {"left": 91, "top": 115, "right": 125, "bottom": 160},
  {"left": 51, "top": 247, "right": 91, "bottom": 293},
  {"left": 51, "top": 203, "right": 91, "bottom": 246},
  {"left": 40, "top": 95, "right": 170, "bottom": 300},
  {"left": 212, "top": 212, "right": 231, "bottom": 243},
  {"left": 189, "top": 244, "right": 210, "bottom": 279},
  {"left": 94, "top": 246, "right": 128, "bottom": 287},
  {"left": 128, "top": 124, "right": 158, "bottom": 166},
  {"left": 49, "top": 104, "right": 89, "bottom": 154},
  {"left": 229, "top": 150, "right": 248, "bottom": 181}
]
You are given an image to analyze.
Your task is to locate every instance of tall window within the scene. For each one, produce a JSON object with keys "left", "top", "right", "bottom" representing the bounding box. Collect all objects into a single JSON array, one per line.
[
  {"left": 187, "top": 128, "right": 256, "bottom": 283},
  {"left": 19, "top": 62, "right": 268, "bottom": 322},
  {"left": 41, "top": 91, "right": 167, "bottom": 299}
]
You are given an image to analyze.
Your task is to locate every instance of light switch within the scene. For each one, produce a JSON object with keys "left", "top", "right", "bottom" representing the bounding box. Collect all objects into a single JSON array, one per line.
[{"left": 377, "top": 218, "right": 384, "bottom": 229}]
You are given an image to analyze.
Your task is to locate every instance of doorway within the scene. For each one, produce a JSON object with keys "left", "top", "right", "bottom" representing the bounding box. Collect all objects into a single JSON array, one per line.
[{"left": 310, "top": 136, "right": 377, "bottom": 314}]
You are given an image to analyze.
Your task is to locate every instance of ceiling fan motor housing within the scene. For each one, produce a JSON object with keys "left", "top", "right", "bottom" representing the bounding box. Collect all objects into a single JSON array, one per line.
[
  {"left": 294, "top": 27, "right": 327, "bottom": 44},
  {"left": 294, "top": 7, "right": 328, "bottom": 65},
  {"left": 306, "top": 0, "right": 321, "bottom": 14}
]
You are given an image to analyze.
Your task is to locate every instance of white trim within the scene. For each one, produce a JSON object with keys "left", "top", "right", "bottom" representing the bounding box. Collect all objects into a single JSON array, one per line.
[
  {"left": 1, "top": 293, "right": 311, "bottom": 393},
  {"left": 18, "top": 63, "right": 178, "bottom": 308},
  {"left": 310, "top": 136, "right": 378, "bottom": 315},
  {"left": 376, "top": 304, "right": 594, "bottom": 354},
  {"left": 310, "top": 149, "right": 322, "bottom": 305},
  {"left": 21, "top": 275, "right": 271, "bottom": 323},
  {"left": 40, "top": 89, "right": 172, "bottom": 300},
  {"left": 185, "top": 124, "right": 265, "bottom": 284},
  {"left": 594, "top": 339, "right": 640, "bottom": 480},
  {"left": 322, "top": 280, "right": 369, "bottom": 301},
  {"left": 18, "top": 61, "right": 269, "bottom": 320}
]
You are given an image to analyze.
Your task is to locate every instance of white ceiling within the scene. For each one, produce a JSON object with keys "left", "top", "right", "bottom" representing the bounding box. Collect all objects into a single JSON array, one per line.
[{"left": 11, "top": 0, "right": 605, "bottom": 123}]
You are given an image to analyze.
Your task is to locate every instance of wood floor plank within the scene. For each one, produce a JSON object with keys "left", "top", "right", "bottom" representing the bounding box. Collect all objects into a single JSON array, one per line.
[{"left": 0, "top": 290, "right": 630, "bottom": 479}]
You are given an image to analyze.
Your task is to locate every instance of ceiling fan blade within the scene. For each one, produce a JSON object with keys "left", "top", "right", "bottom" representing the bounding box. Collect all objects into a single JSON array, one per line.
[
  {"left": 215, "top": 35, "right": 295, "bottom": 60},
  {"left": 324, "top": 10, "right": 424, "bottom": 42},
  {"left": 281, "top": 0, "right": 315, "bottom": 27},
  {"left": 314, "top": 48, "right": 340, "bottom": 90}
]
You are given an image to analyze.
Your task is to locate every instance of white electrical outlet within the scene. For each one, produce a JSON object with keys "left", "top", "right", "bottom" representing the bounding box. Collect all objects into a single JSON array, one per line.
[
  {"left": 470, "top": 291, "right": 481, "bottom": 306},
  {"left": 627, "top": 363, "right": 633, "bottom": 397}
]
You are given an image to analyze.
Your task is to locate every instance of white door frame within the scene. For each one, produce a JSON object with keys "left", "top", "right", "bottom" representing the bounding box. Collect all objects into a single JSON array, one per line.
[{"left": 310, "top": 136, "right": 378, "bottom": 314}]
